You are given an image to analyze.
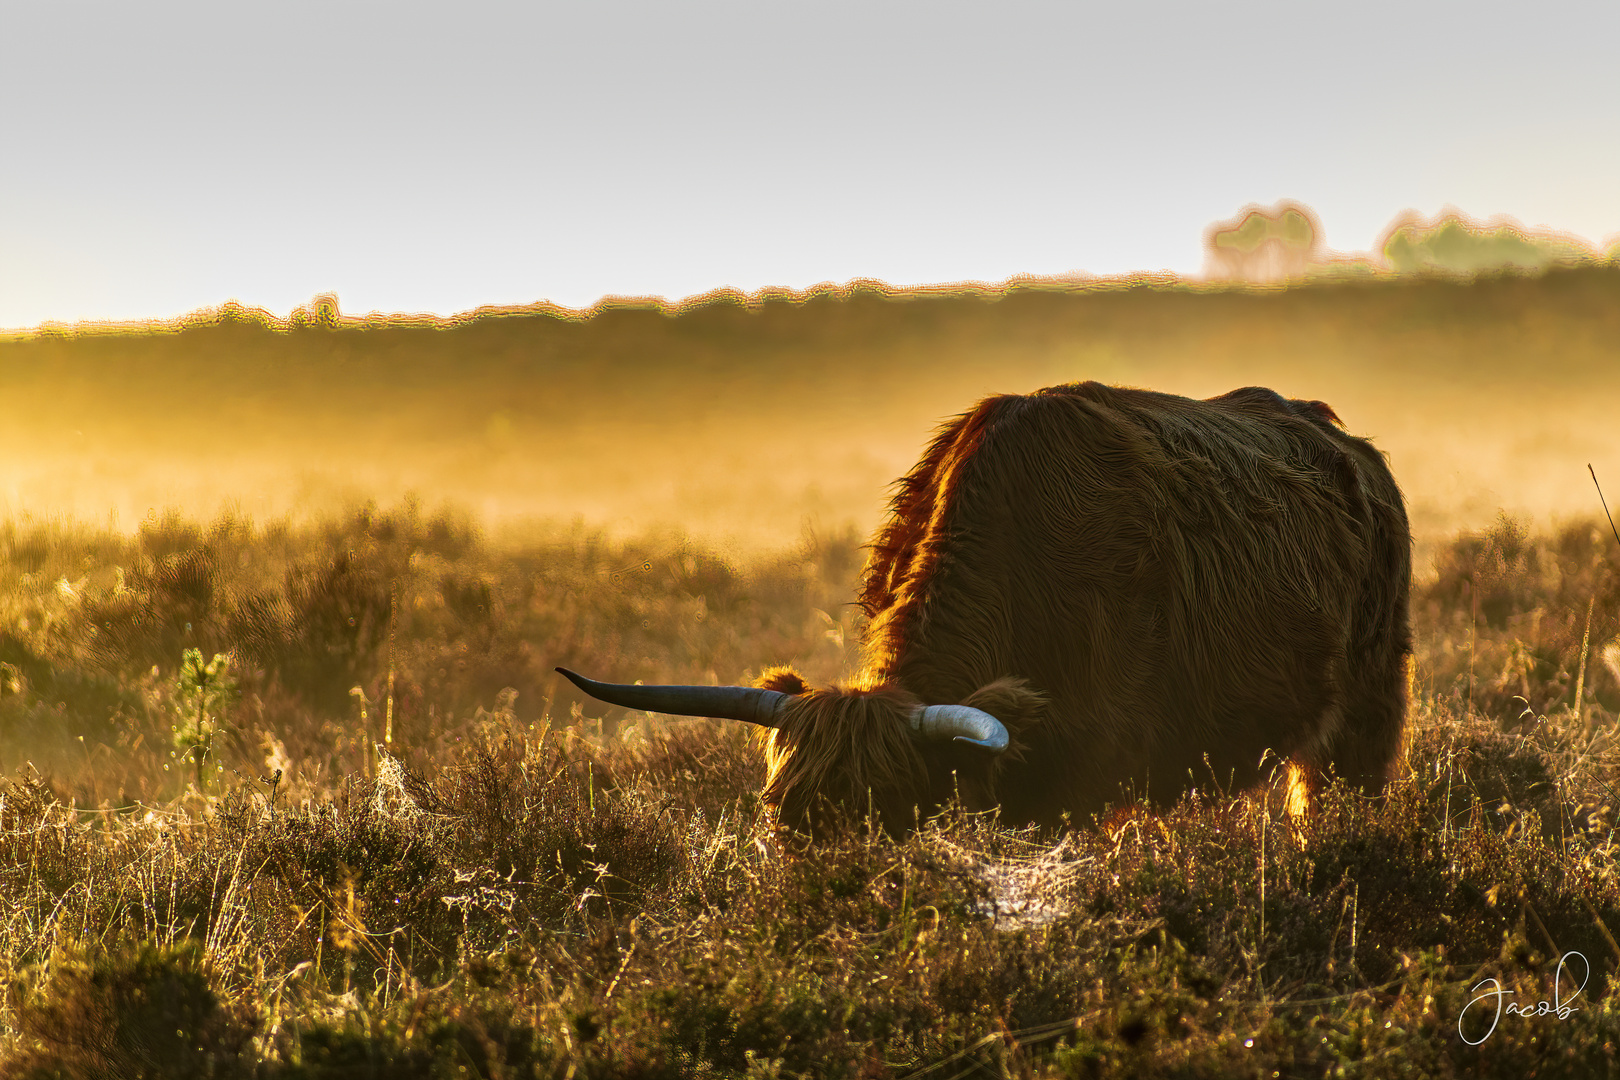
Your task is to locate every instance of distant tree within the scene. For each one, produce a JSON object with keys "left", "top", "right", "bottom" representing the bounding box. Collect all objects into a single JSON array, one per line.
[
  {"left": 1379, "top": 211, "right": 1596, "bottom": 274},
  {"left": 216, "top": 299, "right": 274, "bottom": 329},
  {"left": 291, "top": 292, "right": 342, "bottom": 330},
  {"left": 1204, "top": 201, "right": 1323, "bottom": 282}
]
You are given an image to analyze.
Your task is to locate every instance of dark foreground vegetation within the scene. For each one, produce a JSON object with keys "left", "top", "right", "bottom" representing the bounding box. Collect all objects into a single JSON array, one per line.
[{"left": 3, "top": 505, "right": 1620, "bottom": 1077}]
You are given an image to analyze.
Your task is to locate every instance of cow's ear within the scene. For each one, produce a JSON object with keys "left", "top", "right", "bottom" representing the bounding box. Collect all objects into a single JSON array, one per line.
[
  {"left": 755, "top": 666, "right": 809, "bottom": 695},
  {"left": 959, "top": 677, "right": 1046, "bottom": 755}
]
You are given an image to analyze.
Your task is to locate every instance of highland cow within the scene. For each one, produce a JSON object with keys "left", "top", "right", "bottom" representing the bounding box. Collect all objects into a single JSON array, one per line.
[{"left": 560, "top": 381, "right": 1412, "bottom": 835}]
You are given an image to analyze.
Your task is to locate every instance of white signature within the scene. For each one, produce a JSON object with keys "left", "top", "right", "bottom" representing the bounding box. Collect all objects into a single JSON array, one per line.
[{"left": 1457, "top": 951, "right": 1588, "bottom": 1046}]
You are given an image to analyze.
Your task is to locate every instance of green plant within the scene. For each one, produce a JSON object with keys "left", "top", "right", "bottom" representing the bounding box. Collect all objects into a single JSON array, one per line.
[{"left": 173, "top": 648, "right": 237, "bottom": 791}]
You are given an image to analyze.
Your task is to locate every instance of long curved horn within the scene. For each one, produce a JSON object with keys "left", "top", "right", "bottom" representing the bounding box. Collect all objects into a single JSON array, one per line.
[
  {"left": 911, "top": 704, "right": 1009, "bottom": 753},
  {"left": 555, "top": 667, "right": 789, "bottom": 727}
]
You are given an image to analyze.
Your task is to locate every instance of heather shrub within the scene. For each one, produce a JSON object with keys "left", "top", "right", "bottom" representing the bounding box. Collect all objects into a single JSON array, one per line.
[{"left": 3, "top": 510, "right": 1620, "bottom": 1077}]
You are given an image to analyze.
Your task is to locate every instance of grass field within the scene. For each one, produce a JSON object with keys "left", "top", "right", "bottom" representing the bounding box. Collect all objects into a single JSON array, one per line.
[
  {"left": 2, "top": 502, "right": 1619, "bottom": 1077},
  {"left": 3, "top": 269, "right": 1620, "bottom": 1075}
]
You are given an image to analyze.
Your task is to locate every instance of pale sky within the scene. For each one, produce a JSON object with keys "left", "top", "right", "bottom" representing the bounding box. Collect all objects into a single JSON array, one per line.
[{"left": 4, "top": 0, "right": 1617, "bottom": 330}]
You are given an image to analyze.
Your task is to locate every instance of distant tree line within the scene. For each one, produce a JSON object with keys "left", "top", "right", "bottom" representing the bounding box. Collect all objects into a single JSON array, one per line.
[{"left": 1205, "top": 202, "right": 1616, "bottom": 282}]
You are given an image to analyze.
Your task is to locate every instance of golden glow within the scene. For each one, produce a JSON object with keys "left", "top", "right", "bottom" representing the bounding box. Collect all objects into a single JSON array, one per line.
[{"left": 2, "top": 258, "right": 1616, "bottom": 560}]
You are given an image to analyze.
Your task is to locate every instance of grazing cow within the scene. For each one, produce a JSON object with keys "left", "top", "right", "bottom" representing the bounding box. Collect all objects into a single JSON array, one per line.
[{"left": 560, "top": 382, "right": 1412, "bottom": 835}]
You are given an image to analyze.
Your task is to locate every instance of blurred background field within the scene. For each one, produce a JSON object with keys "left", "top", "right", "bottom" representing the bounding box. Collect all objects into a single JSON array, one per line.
[{"left": 3, "top": 263, "right": 1618, "bottom": 554}]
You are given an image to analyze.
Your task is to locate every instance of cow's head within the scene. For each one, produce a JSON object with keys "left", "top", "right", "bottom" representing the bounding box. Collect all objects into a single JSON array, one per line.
[{"left": 555, "top": 666, "right": 1044, "bottom": 836}]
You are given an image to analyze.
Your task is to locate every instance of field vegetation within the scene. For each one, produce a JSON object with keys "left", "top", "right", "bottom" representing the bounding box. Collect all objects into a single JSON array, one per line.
[
  {"left": 3, "top": 264, "right": 1618, "bottom": 544},
  {"left": 3, "top": 501, "right": 1620, "bottom": 1077}
]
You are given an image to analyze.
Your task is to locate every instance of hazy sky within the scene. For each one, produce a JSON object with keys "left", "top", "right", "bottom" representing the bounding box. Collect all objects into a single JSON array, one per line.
[{"left": 4, "top": 0, "right": 1617, "bottom": 329}]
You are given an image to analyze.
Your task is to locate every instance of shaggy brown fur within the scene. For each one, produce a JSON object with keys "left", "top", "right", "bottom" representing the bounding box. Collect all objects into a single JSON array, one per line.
[
  {"left": 761, "top": 382, "right": 1412, "bottom": 834},
  {"left": 758, "top": 669, "right": 1048, "bottom": 836}
]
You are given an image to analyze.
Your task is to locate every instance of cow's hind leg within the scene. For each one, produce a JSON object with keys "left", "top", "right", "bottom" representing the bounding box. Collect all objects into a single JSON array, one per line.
[{"left": 1316, "top": 653, "right": 1411, "bottom": 799}]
